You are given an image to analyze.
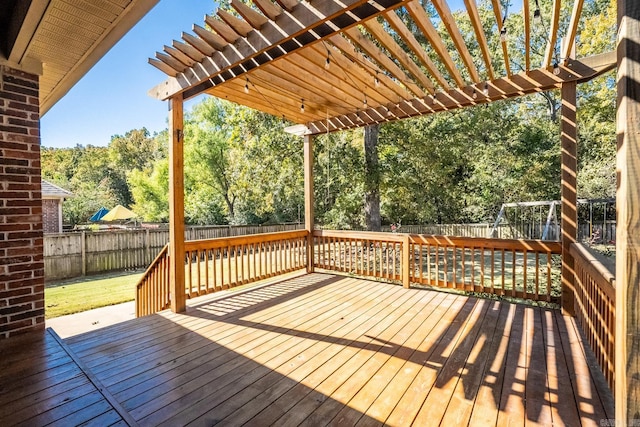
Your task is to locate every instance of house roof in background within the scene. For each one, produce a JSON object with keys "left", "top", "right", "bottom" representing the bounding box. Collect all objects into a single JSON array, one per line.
[
  {"left": 42, "top": 179, "right": 73, "bottom": 199},
  {"left": 1, "top": 0, "right": 159, "bottom": 115}
]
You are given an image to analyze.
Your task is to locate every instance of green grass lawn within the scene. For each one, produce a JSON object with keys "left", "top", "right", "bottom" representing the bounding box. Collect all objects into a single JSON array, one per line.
[{"left": 45, "top": 271, "right": 144, "bottom": 319}]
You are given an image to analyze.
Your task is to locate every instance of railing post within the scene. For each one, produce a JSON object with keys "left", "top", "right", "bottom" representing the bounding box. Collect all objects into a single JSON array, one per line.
[
  {"left": 561, "top": 80, "right": 577, "bottom": 316},
  {"left": 304, "top": 134, "right": 314, "bottom": 273},
  {"left": 402, "top": 233, "right": 410, "bottom": 289},
  {"left": 616, "top": 0, "right": 640, "bottom": 421}
]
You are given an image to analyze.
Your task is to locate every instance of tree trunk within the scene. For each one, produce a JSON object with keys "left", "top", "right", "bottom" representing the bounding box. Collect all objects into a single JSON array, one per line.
[{"left": 364, "top": 124, "right": 381, "bottom": 231}]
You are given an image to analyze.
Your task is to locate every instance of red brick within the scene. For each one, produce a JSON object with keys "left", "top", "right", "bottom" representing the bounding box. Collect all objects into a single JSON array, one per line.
[
  {"left": 8, "top": 278, "right": 43, "bottom": 289},
  {"left": 0, "top": 224, "right": 31, "bottom": 232},
  {"left": 2, "top": 149, "right": 39, "bottom": 160},
  {"left": 6, "top": 200, "right": 41, "bottom": 207},
  {"left": 0, "top": 125, "right": 28, "bottom": 135},
  {"left": 3, "top": 75, "right": 38, "bottom": 89},
  {"left": 8, "top": 117, "right": 38, "bottom": 128},
  {"left": 0, "top": 288, "right": 31, "bottom": 299},
  {"left": 0, "top": 303, "right": 32, "bottom": 316},
  {"left": 0, "top": 319, "right": 40, "bottom": 334},
  {"left": 0, "top": 108, "right": 28, "bottom": 119},
  {"left": 0, "top": 174, "right": 30, "bottom": 183},
  {"left": 3, "top": 84, "right": 38, "bottom": 98},
  {"left": 0, "top": 91, "right": 27, "bottom": 103},
  {"left": 10, "top": 308, "right": 44, "bottom": 322},
  {"left": 9, "top": 294, "right": 41, "bottom": 305},
  {"left": 6, "top": 133, "right": 38, "bottom": 143},
  {"left": 7, "top": 246, "right": 41, "bottom": 257}
]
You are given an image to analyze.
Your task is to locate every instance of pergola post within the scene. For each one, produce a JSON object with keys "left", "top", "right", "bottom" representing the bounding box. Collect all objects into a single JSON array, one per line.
[
  {"left": 560, "top": 81, "right": 577, "bottom": 317},
  {"left": 304, "top": 134, "right": 315, "bottom": 273},
  {"left": 615, "top": 0, "right": 640, "bottom": 421},
  {"left": 169, "top": 94, "right": 186, "bottom": 313}
]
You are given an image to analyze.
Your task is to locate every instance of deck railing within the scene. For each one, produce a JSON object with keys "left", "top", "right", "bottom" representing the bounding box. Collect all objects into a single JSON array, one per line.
[
  {"left": 135, "top": 244, "right": 170, "bottom": 317},
  {"left": 312, "top": 230, "right": 562, "bottom": 303},
  {"left": 571, "top": 243, "right": 616, "bottom": 391},
  {"left": 183, "top": 230, "right": 308, "bottom": 297},
  {"left": 409, "top": 234, "right": 562, "bottom": 302},
  {"left": 313, "top": 230, "right": 406, "bottom": 282},
  {"left": 136, "top": 231, "right": 308, "bottom": 316}
]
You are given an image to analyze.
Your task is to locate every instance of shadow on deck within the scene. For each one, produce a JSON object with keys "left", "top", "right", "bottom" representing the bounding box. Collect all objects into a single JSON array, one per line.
[{"left": 1, "top": 273, "right": 613, "bottom": 426}]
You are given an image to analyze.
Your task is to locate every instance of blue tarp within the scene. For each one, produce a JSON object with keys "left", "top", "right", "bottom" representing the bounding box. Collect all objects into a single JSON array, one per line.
[{"left": 89, "top": 207, "right": 109, "bottom": 222}]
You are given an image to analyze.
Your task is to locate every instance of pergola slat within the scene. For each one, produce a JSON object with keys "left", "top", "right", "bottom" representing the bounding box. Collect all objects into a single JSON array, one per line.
[
  {"left": 193, "top": 24, "right": 228, "bottom": 50},
  {"left": 384, "top": 11, "right": 451, "bottom": 90},
  {"left": 149, "top": 57, "right": 178, "bottom": 77},
  {"left": 182, "top": 32, "right": 216, "bottom": 57},
  {"left": 490, "top": 0, "right": 512, "bottom": 77},
  {"left": 250, "top": 63, "right": 360, "bottom": 112},
  {"left": 364, "top": 19, "right": 436, "bottom": 93},
  {"left": 562, "top": 0, "right": 585, "bottom": 62},
  {"left": 305, "top": 44, "right": 398, "bottom": 106},
  {"left": 173, "top": 39, "right": 206, "bottom": 63},
  {"left": 231, "top": 0, "right": 269, "bottom": 29},
  {"left": 464, "top": 0, "right": 495, "bottom": 80},
  {"left": 405, "top": 1, "right": 466, "bottom": 87},
  {"left": 164, "top": 45, "right": 196, "bottom": 68},
  {"left": 431, "top": 0, "right": 481, "bottom": 83},
  {"left": 290, "top": 46, "right": 388, "bottom": 108},
  {"left": 344, "top": 27, "right": 426, "bottom": 97},
  {"left": 275, "top": 0, "right": 298, "bottom": 12},
  {"left": 544, "top": 0, "right": 562, "bottom": 67},
  {"left": 206, "top": 15, "right": 242, "bottom": 43},
  {"left": 329, "top": 34, "right": 408, "bottom": 101},
  {"left": 209, "top": 82, "right": 310, "bottom": 122},
  {"left": 156, "top": 51, "right": 188, "bottom": 73},
  {"left": 253, "top": 0, "right": 283, "bottom": 21},
  {"left": 265, "top": 55, "right": 365, "bottom": 111},
  {"left": 218, "top": 9, "right": 254, "bottom": 37},
  {"left": 523, "top": 0, "right": 531, "bottom": 71}
]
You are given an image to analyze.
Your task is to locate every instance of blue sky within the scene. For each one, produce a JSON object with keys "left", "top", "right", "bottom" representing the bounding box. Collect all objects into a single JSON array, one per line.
[
  {"left": 40, "top": 0, "right": 215, "bottom": 148},
  {"left": 40, "top": 0, "right": 473, "bottom": 148}
]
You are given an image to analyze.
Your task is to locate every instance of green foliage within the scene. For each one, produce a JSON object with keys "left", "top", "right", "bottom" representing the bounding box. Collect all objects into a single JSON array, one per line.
[{"left": 41, "top": 2, "right": 615, "bottom": 229}]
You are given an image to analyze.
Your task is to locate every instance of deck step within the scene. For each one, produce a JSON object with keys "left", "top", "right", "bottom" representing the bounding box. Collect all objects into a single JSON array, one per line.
[{"left": 49, "top": 328, "right": 139, "bottom": 427}]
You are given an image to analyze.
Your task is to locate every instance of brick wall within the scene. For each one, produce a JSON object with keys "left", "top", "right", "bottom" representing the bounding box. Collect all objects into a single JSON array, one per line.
[
  {"left": 0, "top": 65, "right": 44, "bottom": 339},
  {"left": 42, "top": 198, "right": 59, "bottom": 234}
]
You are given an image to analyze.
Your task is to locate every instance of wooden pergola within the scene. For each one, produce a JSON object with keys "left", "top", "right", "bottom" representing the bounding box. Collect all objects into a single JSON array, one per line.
[{"left": 147, "top": 0, "right": 639, "bottom": 423}]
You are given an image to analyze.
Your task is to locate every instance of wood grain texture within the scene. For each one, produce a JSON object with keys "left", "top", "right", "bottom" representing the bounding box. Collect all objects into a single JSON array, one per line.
[
  {"left": 1, "top": 274, "right": 614, "bottom": 426},
  {"left": 304, "top": 135, "right": 315, "bottom": 273},
  {"left": 616, "top": 0, "right": 640, "bottom": 422},
  {"left": 561, "top": 81, "right": 577, "bottom": 316},
  {"left": 169, "top": 94, "right": 186, "bottom": 313}
]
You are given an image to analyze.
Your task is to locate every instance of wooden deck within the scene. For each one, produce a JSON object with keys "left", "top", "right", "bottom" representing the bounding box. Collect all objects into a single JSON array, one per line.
[
  {"left": 0, "top": 329, "right": 134, "bottom": 426},
  {"left": 3, "top": 273, "right": 613, "bottom": 426}
]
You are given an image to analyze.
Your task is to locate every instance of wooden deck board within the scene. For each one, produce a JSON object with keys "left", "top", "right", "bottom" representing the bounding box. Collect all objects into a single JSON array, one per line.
[
  {"left": 1, "top": 273, "right": 614, "bottom": 426},
  {"left": 0, "top": 329, "right": 127, "bottom": 427}
]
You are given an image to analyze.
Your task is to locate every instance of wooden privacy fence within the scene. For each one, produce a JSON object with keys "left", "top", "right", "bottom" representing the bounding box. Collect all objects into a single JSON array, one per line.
[
  {"left": 312, "top": 230, "right": 563, "bottom": 303},
  {"left": 571, "top": 243, "right": 616, "bottom": 392},
  {"left": 135, "top": 230, "right": 308, "bottom": 317},
  {"left": 44, "top": 223, "right": 302, "bottom": 280}
]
